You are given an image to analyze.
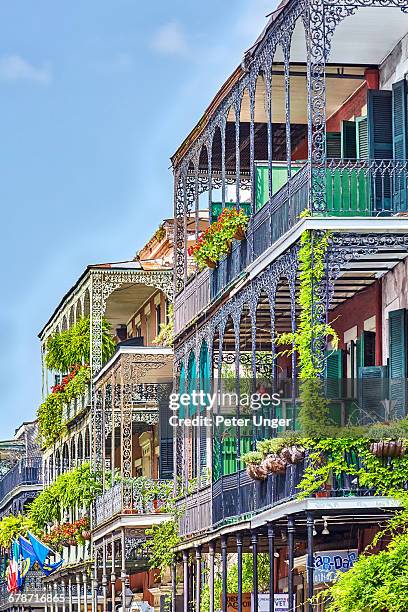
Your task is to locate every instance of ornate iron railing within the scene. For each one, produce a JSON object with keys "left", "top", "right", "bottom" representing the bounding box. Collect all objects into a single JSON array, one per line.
[
  {"left": 325, "top": 158, "right": 408, "bottom": 216},
  {"left": 176, "top": 485, "right": 212, "bottom": 537},
  {"left": 0, "top": 457, "right": 42, "bottom": 503},
  {"left": 174, "top": 268, "right": 210, "bottom": 336},
  {"left": 212, "top": 459, "right": 376, "bottom": 528},
  {"left": 94, "top": 479, "right": 173, "bottom": 526},
  {"left": 62, "top": 384, "right": 91, "bottom": 423}
]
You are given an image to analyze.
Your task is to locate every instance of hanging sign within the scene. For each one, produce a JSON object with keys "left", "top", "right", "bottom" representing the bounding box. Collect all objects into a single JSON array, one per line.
[{"left": 314, "top": 549, "right": 358, "bottom": 584}]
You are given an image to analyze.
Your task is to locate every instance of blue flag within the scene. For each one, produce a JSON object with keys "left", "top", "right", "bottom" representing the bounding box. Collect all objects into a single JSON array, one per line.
[
  {"left": 18, "top": 537, "right": 36, "bottom": 578},
  {"left": 27, "top": 532, "right": 51, "bottom": 565},
  {"left": 27, "top": 532, "right": 63, "bottom": 577}
]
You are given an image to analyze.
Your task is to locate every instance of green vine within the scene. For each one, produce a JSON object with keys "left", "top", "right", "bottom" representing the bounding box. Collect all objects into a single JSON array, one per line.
[
  {"left": 145, "top": 519, "right": 180, "bottom": 577},
  {"left": 0, "top": 515, "right": 40, "bottom": 549},
  {"left": 275, "top": 227, "right": 338, "bottom": 435},
  {"left": 37, "top": 365, "right": 91, "bottom": 448},
  {"left": 28, "top": 463, "right": 101, "bottom": 530},
  {"left": 45, "top": 316, "right": 115, "bottom": 372}
]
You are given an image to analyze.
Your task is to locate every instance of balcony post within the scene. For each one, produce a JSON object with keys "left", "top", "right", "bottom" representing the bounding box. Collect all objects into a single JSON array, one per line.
[
  {"left": 305, "top": 0, "right": 327, "bottom": 212},
  {"left": 221, "top": 114, "right": 227, "bottom": 210},
  {"left": 120, "top": 529, "right": 127, "bottom": 612},
  {"left": 171, "top": 558, "right": 177, "bottom": 612},
  {"left": 234, "top": 97, "right": 242, "bottom": 208},
  {"left": 252, "top": 530, "right": 259, "bottom": 612},
  {"left": 61, "top": 579, "right": 67, "bottom": 612},
  {"left": 209, "top": 541, "right": 215, "bottom": 612},
  {"left": 110, "top": 537, "right": 116, "bottom": 612},
  {"left": 267, "top": 522, "right": 275, "bottom": 612},
  {"left": 82, "top": 572, "right": 88, "bottom": 612},
  {"left": 287, "top": 517, "right": 295, "bottom": 612},
  {"left": 111, "top": 371, "right": 116, "bottom": 489},
  {"left": 220, "top": 535, "right": 228, "bottom": 612},
  {"left": 75, "top": 574, "right": 81, "bottom": 612},
  {"left": 195, "top": 546, "right": 202, "bottom": 612},
  {"left": 102, "top": 541, "right": 108, "bottom": 612},
  {"left": 54, "top": 582, "right": 59, "bottom": 612},
  {"left": 306, "top": 512, "right": 314, "bottom": 611},
  {"left": 182, "top": 550, "right": 189, "bottom": 612},
  {"left": 236, "top": 533, "right": 243, "bottom": 612},
  {"left": 68, "top": 576, "right": 73, "bottom": 612}
]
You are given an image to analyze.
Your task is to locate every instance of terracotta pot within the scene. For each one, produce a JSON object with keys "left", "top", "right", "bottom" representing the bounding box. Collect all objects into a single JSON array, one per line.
[
  {"left": 246, "top": 463, "right": 268, "bottom": 481},
  {"left": 262, "top": 455, "right": 287, "bottom": 475},
  {"left": 82, "top": 531, "right": 91, "bottom": 541},
  {"left": 370, "top": 440, "right": 405, "bottom": 458},
  {"left": 315, "top": 482, "right": 332, "bottom": 498},
  {"left": 68, "top": 538, "right": 77, "bottom": 546},
  {"left": 233, "top": 226, "right": 246, "bottom": 241},
  {"left": 280, "top": 446, "right": 306, "bottom": 465},
  {"left": 205, "top": 257, "right": 217, "bottom": 269}
]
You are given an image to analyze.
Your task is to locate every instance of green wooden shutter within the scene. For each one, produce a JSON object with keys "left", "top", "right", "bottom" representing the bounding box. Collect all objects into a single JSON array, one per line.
[
  {"left": 358, "top": 366, "right": 389, "bottom": 423},
  {"left": 392, "top": 79, "right": 408, "bottom": 211},
  {"left": 341, "top": 121, "right": 357, "bottom": 158},
  {"left": 389, "top": 308, "right": 407, "bottom": 417},
  {"left": 325, "top": 349, "right": 344, "bottom": 424},
  {"left": 327, "top": 132, "right": 341, "bottom": 158},
  {"left": 356, "top": 117, "right": 368, "bottom": 159},
  {"left": 356, "top": 331, "right": 376, "bottom": 369},
  {"left": 159, "top": 391, "right": 174, "bottom": 480},
  {"left": 368, "top": 89, "right": 393, "bottom": 212}
]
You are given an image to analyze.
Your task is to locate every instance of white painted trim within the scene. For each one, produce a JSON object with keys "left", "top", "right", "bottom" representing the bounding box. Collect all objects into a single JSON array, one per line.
[
  {"left": 93, "top": 346, "right": 173, "bottom": 382},
  {"left": 251, "top": 496, "right": 400, "bottom": 529}
]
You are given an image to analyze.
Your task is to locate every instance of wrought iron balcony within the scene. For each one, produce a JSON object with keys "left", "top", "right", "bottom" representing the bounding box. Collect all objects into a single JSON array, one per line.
[
  {"left": 0, "top": 457, "right": 42, "bottom": 506},
  {"left": 175, "top": 485, "right": 212, "bottom": 538},
  {"left": 94, "top": 480, "right": 173, "bottom": 527},
  {"left": 62, "top": 384, "right": 91, "bottom": 424}
]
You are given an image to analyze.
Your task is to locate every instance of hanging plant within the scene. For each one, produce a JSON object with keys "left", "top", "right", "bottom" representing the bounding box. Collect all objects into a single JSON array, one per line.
[
  {"left": 45, "top": 316, "right": 115, "bottom": 372},
  {"left": 37, "top": 365, "right": 91, "bottom": 448},
  {"left": 188, "top": 208, "right": 249, "bottom": 270}
]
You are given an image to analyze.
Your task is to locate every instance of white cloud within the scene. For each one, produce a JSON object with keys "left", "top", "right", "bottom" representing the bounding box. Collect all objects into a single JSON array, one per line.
[
  {"left": 151, "top": 21, "right": 188, "bottom": 57},
  {"left": 0, "top": 55, "right": 51, "bottom": 84}
]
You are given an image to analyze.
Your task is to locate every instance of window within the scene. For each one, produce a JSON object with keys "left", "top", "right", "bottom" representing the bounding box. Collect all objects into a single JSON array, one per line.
[{"left": 156, "top": 304, "right": 161, "bottom": 336}]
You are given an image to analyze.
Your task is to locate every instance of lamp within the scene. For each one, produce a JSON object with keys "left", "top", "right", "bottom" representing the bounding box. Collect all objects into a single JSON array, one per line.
[{"left": 322, "top": 519, "right": 330, "bottom": 536}]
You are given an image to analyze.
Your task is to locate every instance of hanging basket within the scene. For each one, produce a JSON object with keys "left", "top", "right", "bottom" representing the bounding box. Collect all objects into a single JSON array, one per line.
[
  {"left": 246, "top": 463, "right": 268, "bottom": 481},
  {"left": 370, "top": 440, "right": 405, "bottom": 458},
  {"left": 81, "top": 530, "right": 91, "bottom": 541},
  {"left": 262, "top": 454, "right": 287, "bottom": 475},
  {"left": 280, "top": 446, "right": 306, "bottom": 465},
  {"left": 233, "top": 226, "right": 246, "bottom": 241},
  {"left": 205, "top": 257, "right": 217, "bottom": 269}
]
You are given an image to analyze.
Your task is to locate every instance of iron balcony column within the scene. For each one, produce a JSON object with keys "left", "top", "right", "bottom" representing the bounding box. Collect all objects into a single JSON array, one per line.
[
  {"left": 287, "top": 517, "right": 295, "bottom": 612},
  {"left": 171, "top": 559, "right": 177, "bottom": 612},
  {"left": 209, "top": 542, "right": 216, "bottom": 612},
  {"left": 221, "top": 535, "right": 228, "bottom": 612},
  {"left": 195, "top": 546, "right": 202, "bottom": 612},
  {"left": 252, "top": 530, "right": 259, "bottom": 612},
  {"left": 236, "top": 533, "right": 243, "bottom": 612},
  {"left": 306, "top": 512, "right": 314, "bottom": 612},
  {"left": 183, "top": 551, "right": 189, "bottom": 612},
  {"left": 267, "top": 522, "right": 275, "bottom": 612}
]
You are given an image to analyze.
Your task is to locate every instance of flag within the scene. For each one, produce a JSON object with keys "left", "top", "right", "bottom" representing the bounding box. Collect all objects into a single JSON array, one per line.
[
  {"left": 27, "top": 532, "right": 63, "bottom": 577},
  {"left": 41, "top": 559, "right": 63, "bottom": 576},
  {"left": 27, "top": 532, "right": 51, "bottom": 565},
  {"left": 18, "top": 536, "right": 36, "bottom": 578},
  {"left": 6, "top": 541, "right": 19, "bottom": 593},
  {"left": 13, "top": 539, "right": 23, "bottom": 590}
]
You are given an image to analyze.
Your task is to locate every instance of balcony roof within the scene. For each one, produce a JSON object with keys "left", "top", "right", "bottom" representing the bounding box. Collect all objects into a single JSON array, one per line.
[
  {"left": 38, "top": 261, "right": 172, "bottom": 340},
  {"left": 93, "top": 345, "right": 173, "bottom": 384},
  {"left": 171, "top": 3, "right": 408, "bottom": 168}
]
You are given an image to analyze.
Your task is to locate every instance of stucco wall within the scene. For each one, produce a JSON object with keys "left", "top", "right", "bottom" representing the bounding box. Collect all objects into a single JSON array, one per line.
[
  {"left": 380, "top": 32, "right": 408, "bottom": 90},
  {"left": 382, "top": 257, "right": 408, "bottom": 364}
]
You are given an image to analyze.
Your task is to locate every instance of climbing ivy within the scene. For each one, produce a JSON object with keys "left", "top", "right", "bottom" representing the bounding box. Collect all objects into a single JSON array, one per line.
[
  {"left": 275, "top": 227, "right": 338, "bottom": 435},
  {"left": 145, "top": 519, "right": 180, "bottom": 577},
  {"left": 28, "top": 463, "right": 101, "bottom": 530}
]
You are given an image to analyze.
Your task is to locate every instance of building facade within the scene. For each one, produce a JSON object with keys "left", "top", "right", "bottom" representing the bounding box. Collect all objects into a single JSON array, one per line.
[{"left": 170, "top": 1, "right": 408, "bottom": 611}]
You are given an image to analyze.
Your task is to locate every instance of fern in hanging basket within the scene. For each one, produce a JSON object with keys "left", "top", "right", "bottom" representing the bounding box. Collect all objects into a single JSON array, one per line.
[{"left": 188, "top": 208, "right": 249, "bottom": 270}]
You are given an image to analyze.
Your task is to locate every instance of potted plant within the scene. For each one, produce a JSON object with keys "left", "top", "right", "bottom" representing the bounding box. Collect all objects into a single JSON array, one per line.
[
  {"left": 241, "top": 451, "right": 268, "bottom": 480},
  {"left": 261, "top": 454, "right": 287, "bottom": 475}
]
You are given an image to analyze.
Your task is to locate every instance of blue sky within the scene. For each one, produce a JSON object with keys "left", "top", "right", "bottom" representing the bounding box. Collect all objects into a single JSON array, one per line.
[{"left": 0, "top": 0, "right": 275, "bottom": 438}]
